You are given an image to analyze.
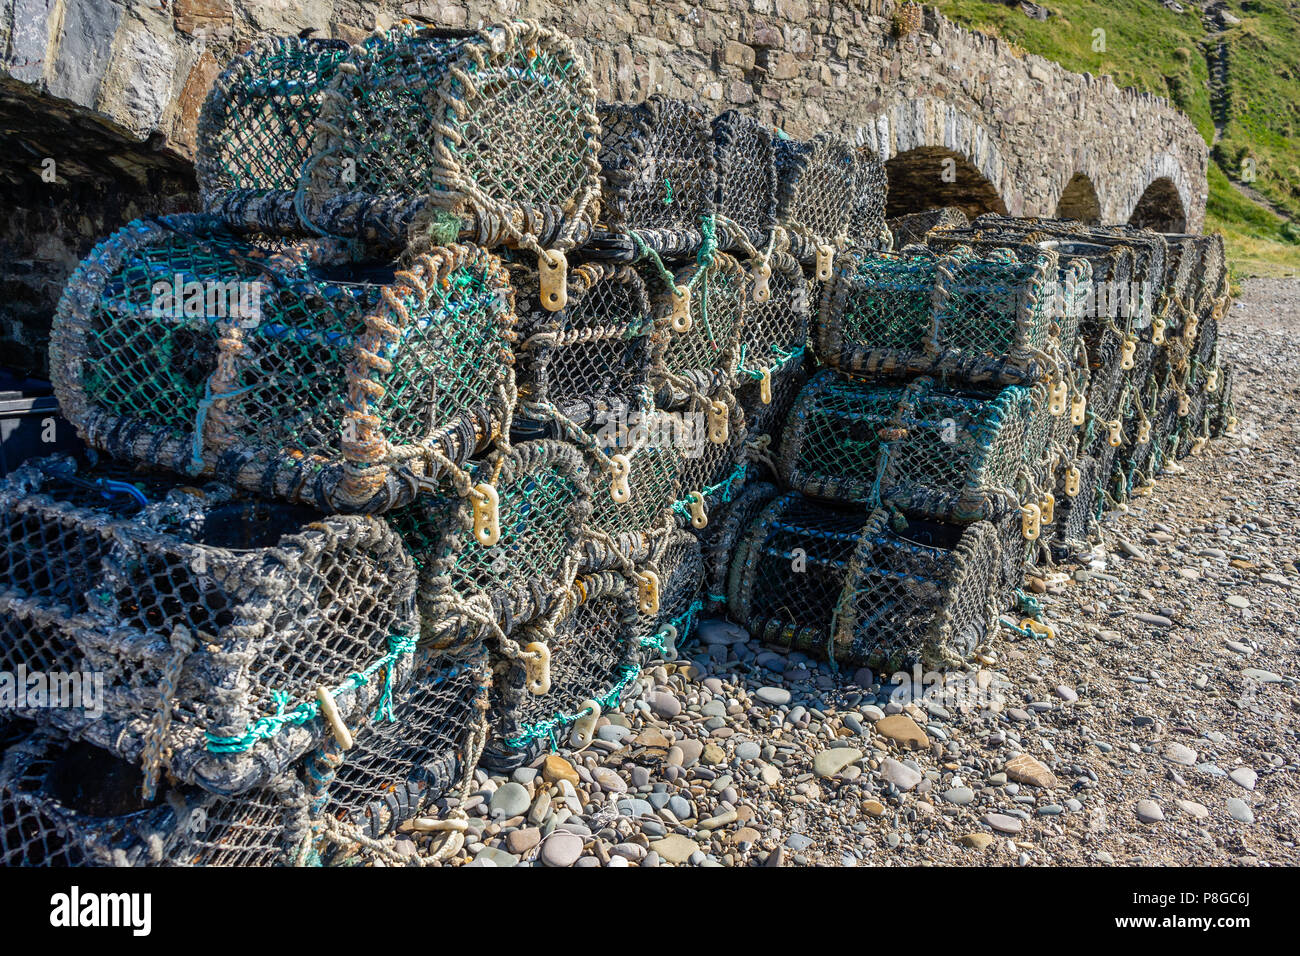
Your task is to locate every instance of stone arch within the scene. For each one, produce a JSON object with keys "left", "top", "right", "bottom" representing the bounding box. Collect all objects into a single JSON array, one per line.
[
  {"left": 1121, "top": 152, "right": 1194, "bottom": 231},
  {"left": 851, "top": 97, "right": 1019, "bottom": 220},
  {"left": 1054, "top": 172, "right": 1102, "bottom": 224}
]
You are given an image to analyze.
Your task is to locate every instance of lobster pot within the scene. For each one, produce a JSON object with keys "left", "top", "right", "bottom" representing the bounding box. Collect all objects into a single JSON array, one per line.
[
  {"left": 778, "top": 370, "right": 1047, "bottom": 523},
  {"left": 300, "top": 21, "right": 601, "bottom": 253},
  {"left": 735, "top": 252, "right": 809, "bottom": 377},
  {"left": 1050, "top": 443, "right": 1115, "bottom": 558},
  {"left": 1175, "top": 362, "right": 1215, "bottom": 460},
  {"left": 737, "top": 348, "right": 810, "bottom": 461},
  {"left": 846, "top": 145, "right": 889, "bottom": 250},
  {"left": 637, "top": 530, "right": 704, "bottom": 655},
  {"left": 485, "top": 571, "right": 641, "bottom": 767},
  {"left": 650, "top": 252, "right": 751, "bottom": 405},
  {"left": 833, "top": 511, "right": 1004, "bottom": 669},
  {"left": 673, "top": 388, "right": 749, "bottom": 519},
  {"left": 196, "top": 37, "right": 352, "bottom": 233},
  {"left": 0, "top": 456, "right": 418, "bottom": 795},
  {"left": 313, "top": 648, "right": 489, "bottom": 851},
  {"left": 395, "top": 440, "right": 591, "bottom": 649},
  {"left": 596, "top": 96, "right": 716, "bottom": 246},
  {"left": 50, "top": 216, "right": 515, "bottom": 513},
  {"left": 887, "top": 207, "right": 969, "bottom": 249},
  {"left": 511, "top": 262, "right": 655, "bottom": 428},
  {"left": 1084, "top": 323, "right": 1128, "bottom": 441},
  {"left": 817, "top": 244, "right": 1085, "bottom": 386},
  {"left": 774, "top": 133, "right": 856, "bottom": 264},
  {"left": 712, "top": 110, "right": 778, "bottom": 252},
  {"left": 700, "top": 480, "right": 778, "bottom": 612},
  {"left": 1209, "top": 364, "right": 1236, "bottom": 438},
  {"left": 0, "top": 731, "right": 311, "bottom": 866}
]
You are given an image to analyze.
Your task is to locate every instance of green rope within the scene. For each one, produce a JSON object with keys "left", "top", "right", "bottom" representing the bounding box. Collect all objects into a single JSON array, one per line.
[
  {"left": 663, "top": 178, "right": 673, "bottom": 206},
  {"left": 204, "top": 634, "right": 418, "bottom": 754}
]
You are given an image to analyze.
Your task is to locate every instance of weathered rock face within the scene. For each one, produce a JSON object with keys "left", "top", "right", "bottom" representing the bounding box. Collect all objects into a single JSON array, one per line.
[{"left": 0, "top": 0, "right": 1207, "bottom": 375}]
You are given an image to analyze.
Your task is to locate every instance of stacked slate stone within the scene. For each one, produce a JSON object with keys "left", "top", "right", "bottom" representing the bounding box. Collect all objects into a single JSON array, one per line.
[{"left": 725, "top": 218, "right": 1098, "bottom": 670}]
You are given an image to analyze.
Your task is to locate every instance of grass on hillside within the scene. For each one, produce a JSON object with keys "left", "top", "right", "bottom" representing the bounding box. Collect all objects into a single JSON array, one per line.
[{"left": 930, "top": 0, "right": 1300, "bottom": 276}]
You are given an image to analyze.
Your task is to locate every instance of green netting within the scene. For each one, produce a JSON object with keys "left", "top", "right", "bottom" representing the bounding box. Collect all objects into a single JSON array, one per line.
[{"left": 49, "top": 214, "right": 515, "bottom": 512}]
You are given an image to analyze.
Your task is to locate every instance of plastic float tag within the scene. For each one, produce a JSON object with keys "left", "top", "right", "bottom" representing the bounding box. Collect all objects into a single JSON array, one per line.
[
  {"left": 637, "top": 570, "right": 661, "bottom": 617},
  {"left": 571, "top": 700, "right": 601, "bottom": 748},
  {"left": 1021, "top": 503, "right": 1041, "bottom": 541},
  {"left": 1120, "top": 336, "right": 1137, "bottom": 370},
  {"left": 670, "top": 284, "right": 693, "bottom": 333},
  {"left": 759, "top": 366, "right": 773, "bottom": 405},
  {"left": 687, "top": 491, "right": 708, "bottom": 529},
  {"left": 523, "top": 641, "right": 552, "bottom": 695},
  {"left": 1184, "top": 313, "right": 1198, "bottom": 343},
  {"left": 1192, "top": 435, "right": 1208, "bottom": 455},
  {"left": 1206, "top": 367, "right": 1220, "bottom": 393},
  {"left": 1039, "top": 491, "right": 1055, "bottom": 526},
  {"left": 1048, "top": 380, "right": 1067, "bottom": 417},
  {"left": 609, "top": 453, "right": 631, "bottom": 503},
  {"left": 539, "top": 249, "right": 568, "bottom": 312},
  {"left": 1178, "top": 392, "right": 1190, "bottom": 417},
  {"left": 316, "top": 687, "right": 354, "bottom": 750},
  {"left": 815, "top": 244, "right": 835, "bottom": 281},
  {"left": 659, "top": 624, "right": 679, "bottom": 662},
  {"left": 1137, "top": 419, "right": 1151, "bottom": 444},
  {"left": 708, "top": 400, "right": 730, "bottom": 445},
  {"left": 1106, "top": 419, "right": 1123, "bottom": 447},
  {"left": 472, "top": 483, "right": 500, "bottom": 547},
  {"left": 1064, "top": 466, "right": 1081, "bottom": 497},
  {"left": 1151, "top": 316, "right": 1166, "bottom": 345},
  {"left": 1227, "top": 415, "right": 1238, "bottom": 434},
  {"left": 1070, "top": 393, "right": 1087, "bottom": 426},
  {"left": 752, "top": 260, "right": 772, "bottom": 303}
]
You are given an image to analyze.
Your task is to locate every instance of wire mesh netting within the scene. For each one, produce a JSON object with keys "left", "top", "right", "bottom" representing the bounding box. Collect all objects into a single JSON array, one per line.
[
  {"left": 712, "top": 110, "right": 778, "bottom": 253},
  {"left": 734, "top": 251, "right": 809, "bottom": 380},
  {"left": 673, "top": 389, "right": 750, "bottom": 528},
  {"left": 510, "top": 261, "right": 656, "bottom": 428},
  {"left": 485, "top": 570, "right": 641, "bottom": 767},
  {"left": 773, "top": 133, "right": 856, "bottom": 264},
  {"left": 847, "top": 145, "right": 889, "bottom": 251},
  {"left": 700, "top": 479, "right": 778, "bottom": 612},
  {"left": 635, "top": 530, "right": 704, "bottom": 658},
  {"left": 649, "top": 251, "right": 750, "bottom": 404},
  {"left": 0, "top": 455, "right": 419, "bottom": 796},
  {"left": 817, "top": 243, "right": 1088, "bottom": 386},
  {"left": 737, "top": 348, "right": 811, "bottom": 464},
  {"left": 300, "top": 21, "right": 601, "bottom": 254},
  {"left": 49, "top": 215, "right": 516, "bottom": 513},
  {"left": 779, "top": 370, "right": 1051, "bottom": 524},
  {"left": 886, "top": 207, "right": 969, "bottom": 249},
  {"left": 393, "top": 440, "right": 590, "bottom": 651},
  {"left": 0, "top": 729, "right": 311, "bottom": 867},
  {"left": 1050, "top": 443, "right": 1115, "bottom": 557}
]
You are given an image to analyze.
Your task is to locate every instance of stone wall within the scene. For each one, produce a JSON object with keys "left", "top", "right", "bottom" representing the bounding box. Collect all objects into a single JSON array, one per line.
[{"left": 0, "top": 0, "right": 1209, "bottom": 373}]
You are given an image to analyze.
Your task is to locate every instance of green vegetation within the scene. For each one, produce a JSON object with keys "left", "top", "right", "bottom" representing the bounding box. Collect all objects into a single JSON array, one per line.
[{"left": 930, "top": 0, "right": 1300, "bottom": 275}]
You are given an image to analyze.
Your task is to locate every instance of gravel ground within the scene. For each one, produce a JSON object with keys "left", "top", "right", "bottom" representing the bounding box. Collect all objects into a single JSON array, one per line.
[{"left": 407, "top": 279, "right": 1300, "bottom": 868}]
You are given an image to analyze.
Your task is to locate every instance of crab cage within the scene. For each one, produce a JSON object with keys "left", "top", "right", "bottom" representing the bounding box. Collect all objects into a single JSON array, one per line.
[
  {"left": 733, "top": 251, "right": 809, "bottom": 383},
  {"left": 1049, "top": 442, "right": 1115, "bottom": 558},
  {"left": 886, "top": 207, "right": 969, "bottom": 250},
  {"left": 311, "top": 646, "right": 490, "bottom": 857},
  {"left": 1209, "top": 364, "right": 1236, "bottom": 438},
  {"left": 672, "top": 389, "right": 750, "bottom": 531},
  {"left": 778, "top": 370, "right": 1053, "bottom": 526},
  {"left": 737, "top": 347, "right": 811, "bottom": 463},
  {"left": 49, "top": 215, "right": 516, "bottom": 513},
  {"left": 483, "top": 570, "right": 643, "bottom": 768},
  {"left": 0, "top": 729, "right": 312, "bottom": 866},
  {"left": 393, "top": 440, "right": 591, "bottom": 651},
  {"left": 0, "top": 456, "right": 419, "bottom": 797},
  {"left": 773, "top": 133, "right": 857, "bottom": 268},
  {"left": 594, "top": 96, "right": 716, "bottom": 251},
  {"left": 817, "top": 243, "right": 1086, "bottom": 387},
  {"left": 846, "top": 145, "right": 889, "bottom": 251},
  {"left": 711, "top": 110, "right": 778, "bottom": 253},
  {"left": 509, "top": 260, "right": 655, "bottom": 430},
  {"left": 649, "top": 251, "right": 751, "bottom": 406},
  {"left": 1162, "top": 233, "right": 1227, "bottom": 323},
  {"left": 196, "top": 36, "right": 352, "bottom": 235},
  {"left": 635, "top": 529, "right": 705, "bottom": 658},
  {"left": 293, "top": 21, "right": 602, "bottom": 257},
  {"left": 700, "top": 479, "right": 778, "bottom": 612}
]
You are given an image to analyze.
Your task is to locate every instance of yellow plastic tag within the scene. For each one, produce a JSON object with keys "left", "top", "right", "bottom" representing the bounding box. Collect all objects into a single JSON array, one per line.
[
  {"left": 1107, "top": 419, "right": 1123, "bottom": 447},
  {"left": 523, "top": 641, "right": 552, "bottom": 695},
  {"left": 1184, "top": 314, "right": 1198, "bottom": 343},
  {"left": 1064, "top": 466, "right": 1081, "bottom": 497},
  {"left": 752, "top": 260, "right": 772, "bottom": 304},
  {"left": 1020, "top": 618, "right": 1056, "bottom": 640},
  {"left": 1040, "top": 491, "right": 1055, "bottom": 525},
  {"left": 1048, "top": 380, "right": 1067, "bottom": 417},
  {"left": 670, "top": 284, "right": 693, "bottom": 333},
  {"left": 1135, "top": 478, "right": 1155, "bottom": 497},
  {"left": 1070, "top": 393, "right": 1086, "bottom": 426},
  {"left": 708, "top": 399, "right": 729, "bottom": 445},
  {"left": 1151, "top": 317, "right": 1166, "bottom": 345},
  {"left": 1137, "top": 419, "right": 1151, "bottom": 444},
  {"left": 687, "top": 491, "right": 708, "bottom": 529},
  {"left": 1021, "top": 503, "right": 1041, "bottom": 541},
  {"left": 472, "top": 483, "right": 500, "bottom": 547},
  {"left": 316, "top": 686, "right": 354, "bottom": 750},
  {"left": 638, "top": 570, "right": 661, "bottom": 616},
  {"left": 1206, "top": 367, "right": 1219, "bottom": 393},
  {"left": 609, "top": 453, "right": 631, "bottom": 503},
  {"left": 571, "top": 700, "right": 601, "bottom": 748},
  {"left": 815, "top": 243, "right": 835, "bottom": 281},
  {"left": 538, "top": 250, "right": 568, "bottom": 312},
  {"left": 759, "top": 366, "right": 773, "bottom": 405},
  {"left": 1120, "top": 337, "right": 1136, "bottom": 371},
  {"left": 1178, "top": 392, "right": 1190, "bottom": 417}
]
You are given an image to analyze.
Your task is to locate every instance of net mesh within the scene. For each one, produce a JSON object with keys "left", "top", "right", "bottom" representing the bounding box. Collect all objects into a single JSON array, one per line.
[
  {"left": 49, "top": 215, "right": 515, "bottom": 513},
  {"left": 701, "top": 479, "right": 778, "bottom": 611},
  {"left": 886, "top": 207, "right": 969, "bottom": 249},
  {"left": 650, "top": 251, "right": 750, "bottom": 392},
  {"left": 735, "top": 252, "right": 808, "bottom": 376},
  {"left": 636, "top": 530, "right": 704, "bottom": 654},
  {"left": 0, "top": 455, "right": 418, "bottom": 796},
  {"left": 738, "top": 349, "right": 810, "bottom": 459},
  {"left": 712, "top": 110, "right": 778, "bottom": 251},
  {"left": 774, "top": 133, "right": 856, "bottom": 257},
  {"left": 847, "top": 145, "right": 889, "bottom": 250}
]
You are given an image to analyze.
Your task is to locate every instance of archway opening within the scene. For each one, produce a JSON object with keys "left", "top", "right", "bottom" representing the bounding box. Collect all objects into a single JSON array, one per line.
[
  {"left": 884, "top": 146, "right": 1008, "bottom": 220},
  {"left": 1054, "top": 173, "right": 1102, "bottom": 224},
  {"left": 1128, "top": 176, "right": 1187, "bottom": 232}
]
